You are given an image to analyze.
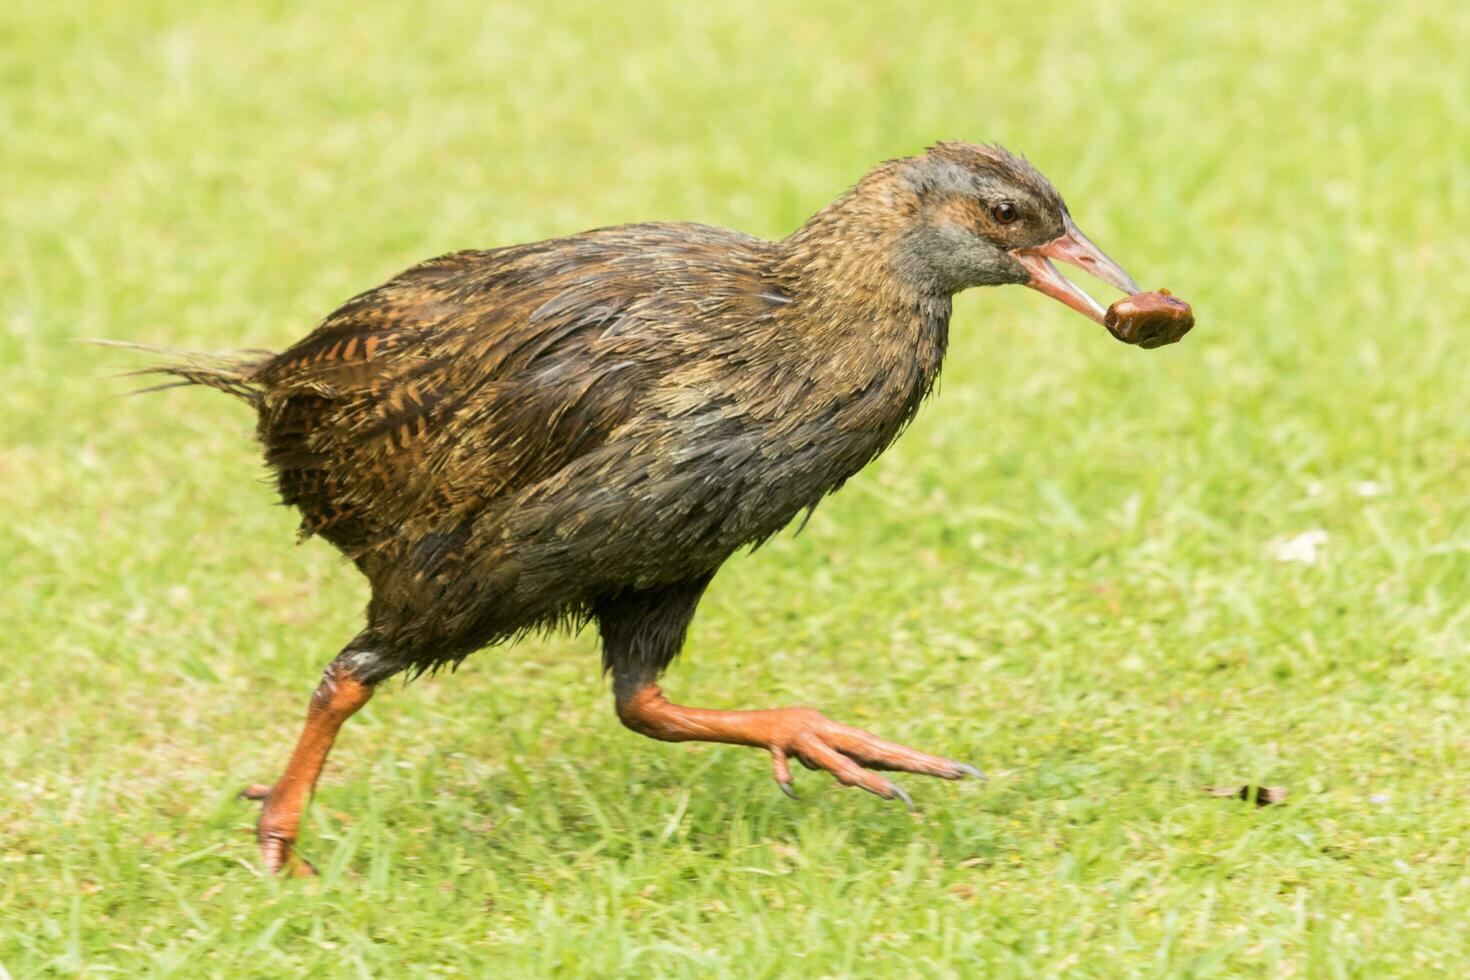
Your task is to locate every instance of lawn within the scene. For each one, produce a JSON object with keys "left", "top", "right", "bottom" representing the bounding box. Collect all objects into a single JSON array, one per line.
[{"left": 3, "top": 0, "right": 1469, "bottom": 975}]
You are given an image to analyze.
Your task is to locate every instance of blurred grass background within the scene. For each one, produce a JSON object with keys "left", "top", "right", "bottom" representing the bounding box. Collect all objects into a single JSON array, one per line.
[{"left": 3, "top": 0, "right": 1469, "bottom": 975}]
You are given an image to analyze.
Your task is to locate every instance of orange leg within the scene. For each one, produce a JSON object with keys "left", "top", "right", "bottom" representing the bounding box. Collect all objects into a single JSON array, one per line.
[
  {"left": 241, "top": 661, "right": 373, "bottom": 875},
  {"left": 616, "top": 684, "right": 983, "bottom": 808}
]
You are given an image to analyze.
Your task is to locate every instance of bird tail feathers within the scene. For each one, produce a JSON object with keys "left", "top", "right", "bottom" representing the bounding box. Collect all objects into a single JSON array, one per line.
[{"left": 90, "top": 340, "right": 275, "bottom": 405}]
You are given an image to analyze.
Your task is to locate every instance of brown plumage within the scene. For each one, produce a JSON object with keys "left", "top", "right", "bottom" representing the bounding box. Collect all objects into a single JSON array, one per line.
[{"left": 127, "top": 142, "right": 1182, "bottom": 874}]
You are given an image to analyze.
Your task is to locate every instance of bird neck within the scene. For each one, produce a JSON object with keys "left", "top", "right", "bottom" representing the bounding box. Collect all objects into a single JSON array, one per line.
[
  {"left": 775, "top": 165, "right": 949, "bottom": 307},
  {"left": 765, "top": 182, "right": 952, "bottom": 444},
  {"left": 774, "top": 174, "right": 950, "bottom": 350}
]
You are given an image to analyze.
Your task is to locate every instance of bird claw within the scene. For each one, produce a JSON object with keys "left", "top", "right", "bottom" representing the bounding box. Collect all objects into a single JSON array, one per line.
[
  {"left": 887, "top": 781, "right": 917, "bottom": 812},
  {"left": 778, "top": 780, "right": 799, "bottom": 801},
  {"left": 954, "top": 763, "right": 987, "bottom": 781}
]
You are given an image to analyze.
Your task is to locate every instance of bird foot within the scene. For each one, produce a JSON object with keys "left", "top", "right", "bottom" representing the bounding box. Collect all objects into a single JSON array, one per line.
[
  {"left": 617, "top": 686, "right": 981, "bottom": 809},
  {"left": 763, "top": 708, "right": 984, "bottom": 808},
  {"left": 239, "top": 783, "right": 317, "bottom": 876}
]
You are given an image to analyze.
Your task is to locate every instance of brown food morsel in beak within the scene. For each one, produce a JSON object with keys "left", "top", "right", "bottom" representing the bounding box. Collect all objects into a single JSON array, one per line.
[{"left": 1104, "top": 288, "right": 1194, "bottom": 348}]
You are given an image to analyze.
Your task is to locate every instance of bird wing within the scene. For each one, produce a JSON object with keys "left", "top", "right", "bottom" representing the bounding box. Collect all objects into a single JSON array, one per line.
[{"left": 251, "top": 223, "right": 777, "bottom": 560}]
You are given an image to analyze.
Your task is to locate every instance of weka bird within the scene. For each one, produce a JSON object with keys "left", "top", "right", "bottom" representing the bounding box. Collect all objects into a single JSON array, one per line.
[{"left": 134, "top": 142, "right": 1182, "bottom": 874}]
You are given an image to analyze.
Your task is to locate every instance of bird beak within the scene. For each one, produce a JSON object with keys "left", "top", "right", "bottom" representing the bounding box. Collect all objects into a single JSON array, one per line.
[{"left": 1009, "top": 215, "right": 1142, "bottom": 324}]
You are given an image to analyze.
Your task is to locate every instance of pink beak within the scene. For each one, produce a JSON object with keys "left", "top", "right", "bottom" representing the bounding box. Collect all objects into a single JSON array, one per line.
[{"left": 1009, "top": 215, "right": 1142, "bottom": 324}]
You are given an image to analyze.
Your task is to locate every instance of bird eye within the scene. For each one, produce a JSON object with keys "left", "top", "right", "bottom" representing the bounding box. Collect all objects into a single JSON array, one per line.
[{"left": 991, "top": 201, "right": 1018, "bottom": 224}]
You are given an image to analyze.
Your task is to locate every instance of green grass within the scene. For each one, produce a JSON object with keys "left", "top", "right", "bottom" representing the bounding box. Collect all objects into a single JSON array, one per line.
[{"left": 4, "top": 0, "right": 1469, "bottom": 975}]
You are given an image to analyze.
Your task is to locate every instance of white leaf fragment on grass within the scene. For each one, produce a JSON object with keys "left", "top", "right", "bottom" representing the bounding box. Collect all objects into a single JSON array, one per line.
[{"left": 1268, "top": 529, "right": 1329, "bottom": 565}]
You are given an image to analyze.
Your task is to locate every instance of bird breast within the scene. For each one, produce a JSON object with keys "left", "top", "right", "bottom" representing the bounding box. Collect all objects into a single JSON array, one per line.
[{"left": 628, "top": 294, "right": 953, "bottom": 557}]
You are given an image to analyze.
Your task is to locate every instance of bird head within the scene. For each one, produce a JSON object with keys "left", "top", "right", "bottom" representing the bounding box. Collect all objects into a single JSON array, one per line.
[{"left": 894, "top": 142, "right": 1142, "bottom": 325}]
